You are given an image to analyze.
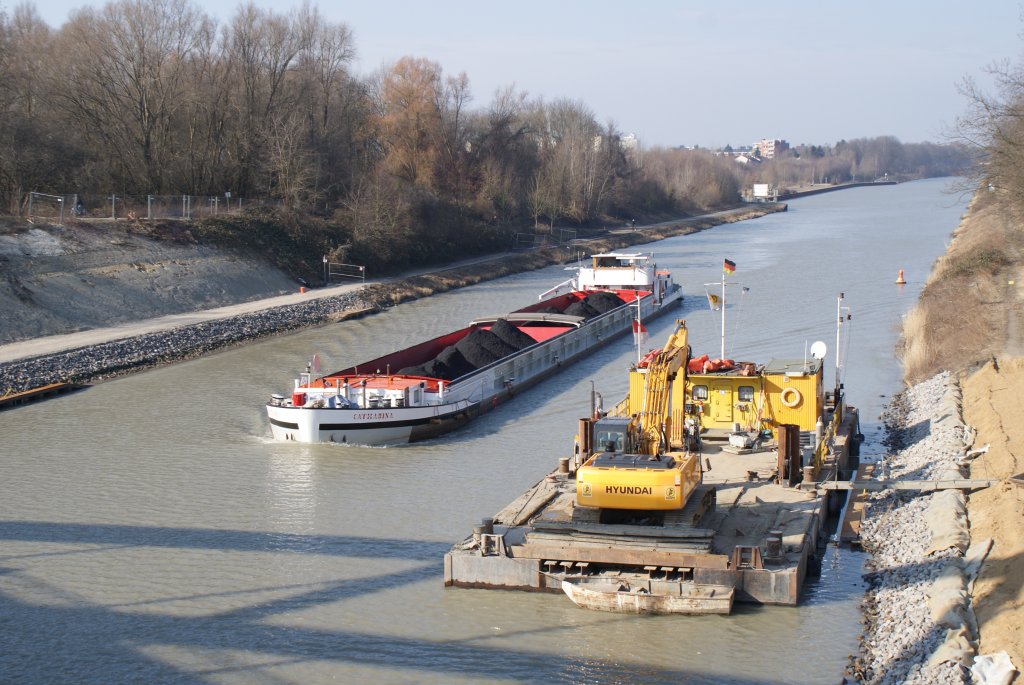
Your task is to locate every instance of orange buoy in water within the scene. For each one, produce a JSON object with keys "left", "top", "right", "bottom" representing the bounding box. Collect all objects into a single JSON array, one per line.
[
  {"left": 896, "top": 269, "right": 906, "bottom": 285},
  {"left": 300, "top": 286, "right": 307, "bottom": 293}
]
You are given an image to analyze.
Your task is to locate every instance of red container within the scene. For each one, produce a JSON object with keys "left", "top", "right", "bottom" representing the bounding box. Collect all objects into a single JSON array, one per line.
[{"left": 292, "top": 392, "right": 307, "bottom": 407}]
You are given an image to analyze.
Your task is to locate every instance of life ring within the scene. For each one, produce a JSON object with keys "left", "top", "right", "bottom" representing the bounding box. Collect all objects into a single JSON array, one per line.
[{"left": 780, "top": 387, "right": 801, "bottom": 408}]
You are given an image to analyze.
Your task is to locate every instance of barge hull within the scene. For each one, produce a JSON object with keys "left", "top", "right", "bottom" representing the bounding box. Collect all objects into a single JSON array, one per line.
[
  {"left": 444, "top": 405, "right": 860, "bottom": 609},
  {"left": 269, "top": 287, "right": 682, "bottom": 445}
]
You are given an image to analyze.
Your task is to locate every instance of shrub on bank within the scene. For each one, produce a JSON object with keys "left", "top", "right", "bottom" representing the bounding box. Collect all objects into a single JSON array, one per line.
[{"left": 900, "top": 193, "right": 1022, "bottom": 384}]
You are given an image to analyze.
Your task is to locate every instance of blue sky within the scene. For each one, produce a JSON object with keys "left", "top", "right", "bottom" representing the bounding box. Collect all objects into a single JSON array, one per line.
[{"left": 12, "top": 0, "right": 1023, "bottom": 148}]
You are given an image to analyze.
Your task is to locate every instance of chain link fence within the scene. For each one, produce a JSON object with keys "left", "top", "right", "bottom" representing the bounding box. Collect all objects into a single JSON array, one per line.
[{"left": 23, "top": 192, "right": 279, "bottom": 222}]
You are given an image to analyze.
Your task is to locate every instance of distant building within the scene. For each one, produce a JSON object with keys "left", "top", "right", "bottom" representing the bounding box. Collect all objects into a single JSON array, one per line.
[
  {"left": 753, "top": 138, "right": 790, "bottom": 159},
  {"left": 593, "top": 132, "right": 639, "bottom": 151},
  {"left": 734, "top": 154, "right": 760, "bottom": 165}
]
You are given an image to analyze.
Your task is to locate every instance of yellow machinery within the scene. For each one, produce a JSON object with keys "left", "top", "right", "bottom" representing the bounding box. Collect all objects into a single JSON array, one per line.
[
  {"left": 575, "top": 321, "right": 702, "bottom": 511},
  {"left": 683, "top": 359, "right": 825, "bottom": 437}
]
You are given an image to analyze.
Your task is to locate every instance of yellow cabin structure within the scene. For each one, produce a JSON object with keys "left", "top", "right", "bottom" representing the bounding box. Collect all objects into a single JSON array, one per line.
[{"left": 679, "top": 358, "right": 825, "bottom": 440}]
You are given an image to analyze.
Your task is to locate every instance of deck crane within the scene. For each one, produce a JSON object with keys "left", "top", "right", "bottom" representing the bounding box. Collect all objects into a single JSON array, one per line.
[{"left": 575, "top": 320, "right": 703, "bottom": 511}]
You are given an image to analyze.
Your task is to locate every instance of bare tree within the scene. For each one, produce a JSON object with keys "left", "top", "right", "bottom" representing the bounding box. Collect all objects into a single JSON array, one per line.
[
  {"left": 52, "top": 0, "right": 215, "bottom": 192},
  {"left": 266, "top": 112, "right": 318, "bottom": 208},
  {"left": 955, "top": 56, "right": 1024, "bottom": 215},
  {"left": 432, "top": 70, "right": 471, "bottom": 205},
  {"left": 223, "top": 2, "right": 304, "bottom": 195},
  {"left": 472, "top": 85, "right": 536, "bottom": 221},
  {"left": 0, "top": 4, "right": 77, "bottom": 213},
  {"left": 375, "top": 56, "right": 444, "bottom": 188}
]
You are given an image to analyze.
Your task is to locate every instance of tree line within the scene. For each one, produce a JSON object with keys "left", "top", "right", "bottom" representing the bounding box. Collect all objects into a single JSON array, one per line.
[{"left": 0, "top": 0, "right": 971, "bottom": 273}]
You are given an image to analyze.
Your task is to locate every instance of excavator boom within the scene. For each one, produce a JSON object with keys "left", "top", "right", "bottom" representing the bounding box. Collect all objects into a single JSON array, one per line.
[{"left": 635, "top": 322, "right": 688, "bottom": 454}]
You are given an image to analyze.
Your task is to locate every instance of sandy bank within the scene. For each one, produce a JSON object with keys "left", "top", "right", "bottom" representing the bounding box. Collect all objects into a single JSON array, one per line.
[{"left": 960, "top": 361, "right": 1024, "bottom": 670}]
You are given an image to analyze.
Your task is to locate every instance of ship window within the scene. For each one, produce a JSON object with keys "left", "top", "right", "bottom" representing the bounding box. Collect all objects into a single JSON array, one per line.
[
  {"left": 738, "top": 386, "right": 754, "bottom": 402},
  {"left": 692, "top": 385, "right": 708, "bottom": 401}
]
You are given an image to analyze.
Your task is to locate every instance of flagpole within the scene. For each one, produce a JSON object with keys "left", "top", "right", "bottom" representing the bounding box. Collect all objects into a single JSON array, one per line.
[
  {"left": 720, "top": 270, "right": 726, "bottom": 359},
  {"left": 635, "top": 296, "right": 642, "bottom": 366}
]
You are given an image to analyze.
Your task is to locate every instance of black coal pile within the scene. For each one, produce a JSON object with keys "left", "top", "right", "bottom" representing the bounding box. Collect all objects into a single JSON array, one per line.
[
  {"left": 437, "top": 345, "right": 477, "bottom": 378},
  {"left": 398, "top": 320, "right": 537, "bottom": 382},
  {"left": 455, "top": 328, "right": 519, "bottom": 368},
  {"left": 489, "top": 319, "right": 537, "bottom": 349},
  {"left": 564, "top": 291, "right": 624, "bottom": 318},
  {"left": 564, "top": 299, "right": 598, "bottom": 318}
]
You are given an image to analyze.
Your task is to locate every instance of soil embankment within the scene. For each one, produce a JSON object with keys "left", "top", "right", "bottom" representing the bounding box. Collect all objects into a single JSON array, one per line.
[
  {"left": 0, "top": 221, "right": 300, "bottom": 344},
  {"left": 854, "top": 189, "right": 1023, "bottom": 682}
]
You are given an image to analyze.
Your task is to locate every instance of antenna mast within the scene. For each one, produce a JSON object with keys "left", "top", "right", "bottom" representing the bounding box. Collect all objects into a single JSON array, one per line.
[{"left": 835, "top": 292, "right": 844, "bottom": 395}]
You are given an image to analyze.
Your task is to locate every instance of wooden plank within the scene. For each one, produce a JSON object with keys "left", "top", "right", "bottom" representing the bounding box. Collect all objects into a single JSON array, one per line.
[
  {"left": 532, "top": 520, "right": 715, "bottom": 539},
  {"left": 817, "top": 478, "right": 1001, "bottom": 491},
  {"left": 0, "top": 382, "right": 81, "bottom": 410},
  {"left": 492, "top": 479, "right": 563, "bottom": 526},
  {"left": 839, "top": 463, "right": 873, "bottom": 545},
  {"left": 511, "top": 542, "right": 730, "bottom": 570},
  {"left": 525, "top": 530, "right": 712, "bottom": 550}
]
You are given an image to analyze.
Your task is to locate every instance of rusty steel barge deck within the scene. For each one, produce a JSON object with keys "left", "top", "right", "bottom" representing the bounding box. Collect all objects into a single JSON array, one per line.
[{"left": 444, "top": 407, "right": 860, "bottom": 610}]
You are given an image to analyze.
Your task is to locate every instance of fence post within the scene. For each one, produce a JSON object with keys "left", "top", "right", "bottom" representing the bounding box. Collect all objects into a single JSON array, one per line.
[
  {"left": 110, "top": 195, "right": 117, "bottom": 220},
  {"left": 147, "top": 195, "right": 153, "bottom": 220}
]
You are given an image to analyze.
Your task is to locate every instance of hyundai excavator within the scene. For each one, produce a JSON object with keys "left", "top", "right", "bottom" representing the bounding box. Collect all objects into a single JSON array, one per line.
[{"left": 575, "top": 320, "right": 702, "bottom": 511}]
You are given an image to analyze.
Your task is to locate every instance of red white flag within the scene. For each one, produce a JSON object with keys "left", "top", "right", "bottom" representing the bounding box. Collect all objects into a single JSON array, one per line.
[{"left": 632, "top": 319, "right": 648, "bottom": 347}]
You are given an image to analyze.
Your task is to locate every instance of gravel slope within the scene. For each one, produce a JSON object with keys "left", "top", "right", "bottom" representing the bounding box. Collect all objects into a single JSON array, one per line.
[{"left": 0, "top": 223, "right": 298, "bottom": 344}]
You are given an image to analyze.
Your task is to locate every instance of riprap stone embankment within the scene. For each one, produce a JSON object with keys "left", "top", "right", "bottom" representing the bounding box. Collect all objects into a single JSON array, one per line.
[
  {"left": 850, "top": 372, "right": 990, "bottom": 684},
  {"left": 0, "top": 291, "right": 368, "bottom": 393}
]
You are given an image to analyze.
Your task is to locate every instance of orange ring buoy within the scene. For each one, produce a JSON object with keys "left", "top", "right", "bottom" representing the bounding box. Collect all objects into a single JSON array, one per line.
[{"left": 780, "top": 387, "right": 801, "bottom": 408}]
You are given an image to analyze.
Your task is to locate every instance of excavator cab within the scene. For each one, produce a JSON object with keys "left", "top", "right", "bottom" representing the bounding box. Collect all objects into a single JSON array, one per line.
[{"left": 593, "top": 416, "right": 630, "bottom": 454}]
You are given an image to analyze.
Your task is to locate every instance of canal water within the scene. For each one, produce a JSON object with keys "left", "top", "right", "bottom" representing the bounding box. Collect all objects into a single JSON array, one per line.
[{"left": 0, "top": 178, "right": 966, "bottom": 684}]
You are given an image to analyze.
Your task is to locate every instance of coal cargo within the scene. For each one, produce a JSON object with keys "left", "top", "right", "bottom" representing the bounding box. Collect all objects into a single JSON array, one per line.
[
  {"left": 456, "top": 328, "right": 519, "bottom": 368},
  {"left": 489, "top": 319, "right": 537, "bottom": 350},
  {"left": 564, "top": 299, "right": 598, "bottom": 318},
  {"left": 584, "top": 290, "right": 626, "bottom": 313},
  {"left": 397, "top": 295, "right": 624, "bottom": 382},
  {"left": 397, "top": 364, "right": 429, "bottom": 377},
  {"left": 433, "top": 346, "right": 476, "bottom": 381}
]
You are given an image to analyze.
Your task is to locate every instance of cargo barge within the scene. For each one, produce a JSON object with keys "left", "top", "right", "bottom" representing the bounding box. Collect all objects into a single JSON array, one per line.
[
  {"left": 445, "top": 293, "right": 862, "bottom": 614},
  {"left": 266, "top": 252, "right": 682, "bottom": 445}
]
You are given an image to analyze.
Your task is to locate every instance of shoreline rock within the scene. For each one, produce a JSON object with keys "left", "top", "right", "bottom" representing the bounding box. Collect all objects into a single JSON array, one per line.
[
  {"left": 849, "top": 372, "right": 981, "bottom": 684},
  {"left": 0, "top": 291, "right": 370, "bottom": 392}
]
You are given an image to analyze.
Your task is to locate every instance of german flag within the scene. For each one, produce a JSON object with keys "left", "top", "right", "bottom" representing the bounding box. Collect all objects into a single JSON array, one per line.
[{"left": 723, "top": 258, "right": 736, "bottom": 275}]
